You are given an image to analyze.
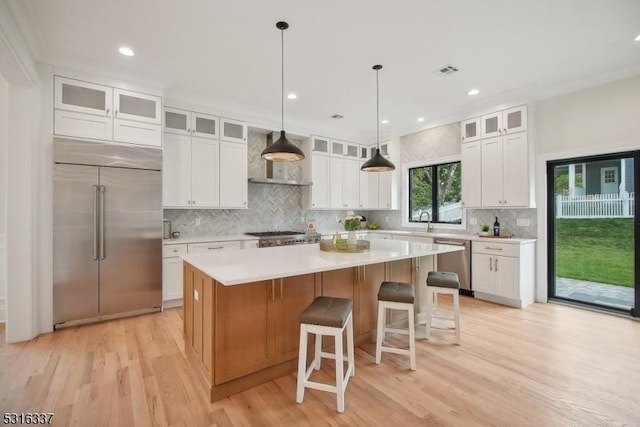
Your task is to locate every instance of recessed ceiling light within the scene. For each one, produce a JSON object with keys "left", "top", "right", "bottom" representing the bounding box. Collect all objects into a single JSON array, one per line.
[
  {"left": 287, "top": 93, "right": 297, "bottom": 99},
  {"left": 635, "top": 34, "right": 640, "bottom": 41},
  {"left": 118, "top": 46, "right": 135, "bottom": 57},
  {"left": 381, "top": 119, "right": 389, "bottom": 124},
  {"left": 468, "top": 89, "right": 479, "bottom": 96},
  {"left": 417, "top": 117, "right": 424, "bottom": 122}
]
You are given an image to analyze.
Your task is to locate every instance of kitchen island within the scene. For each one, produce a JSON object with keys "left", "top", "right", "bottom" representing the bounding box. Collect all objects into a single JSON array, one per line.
[{"left": 181, "top": 240, "right": 463, "bottom": 402}]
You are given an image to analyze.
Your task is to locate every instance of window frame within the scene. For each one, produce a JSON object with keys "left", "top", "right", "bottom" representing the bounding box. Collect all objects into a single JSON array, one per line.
[{"left": 401, "top": 156, "right": 465, "bottom": 230}]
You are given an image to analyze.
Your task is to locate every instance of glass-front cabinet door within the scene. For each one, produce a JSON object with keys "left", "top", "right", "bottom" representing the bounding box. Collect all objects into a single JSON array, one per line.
[
  {"left": 192, "top": 112, "right": 219, "bottom": 139},
  {"left": 503, "top": 105, "right": 527, "bottom": 134},
  {"left": 54, "top": 76, "right": 112, "bottom": 116},
  {"left": 312, "top": 136, "right": 330, "bottom": 154},
  {"left": 481, "top": 112, "right": 502, "bottom": 138},
  {"left": 331, "top": 140, "right": 345, "bottom": 156},
  {"left": 461, "top": 117, "right": 481, "bottom": 142},
  {"left": 164, "top": 107, "right": 191, "bottom": 135},
  {"left": 220, "top": 118, "right": 247, "bottom": 143},
  {"left": 345, "top": 143, "right": 359, "bottom": 158},
  {"left": 114, "top": 89, "right": 162, "bottom": 124}
]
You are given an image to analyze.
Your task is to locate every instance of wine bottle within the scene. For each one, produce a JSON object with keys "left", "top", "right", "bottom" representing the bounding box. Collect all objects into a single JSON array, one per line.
[{"left": 493, "top": 217, "right": 500, "bottom": 237}]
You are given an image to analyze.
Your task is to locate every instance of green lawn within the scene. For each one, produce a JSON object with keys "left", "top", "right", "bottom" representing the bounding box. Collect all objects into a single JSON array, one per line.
[{"left": 555, "top": 218, "right": 634, "bottom": 287}]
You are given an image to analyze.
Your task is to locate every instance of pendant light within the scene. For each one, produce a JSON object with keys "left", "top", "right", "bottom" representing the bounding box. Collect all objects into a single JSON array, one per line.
[
  {"left": 261, "top": 21, "right": 305, "bottom": 162},
  {"left": 361, "top": 64, "right": 395, "bottom": 172}
]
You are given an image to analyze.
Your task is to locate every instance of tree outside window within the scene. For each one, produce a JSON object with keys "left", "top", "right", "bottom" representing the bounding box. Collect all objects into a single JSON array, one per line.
[{"left": 408, "top": 161, "right": 461, "bottom": 224}]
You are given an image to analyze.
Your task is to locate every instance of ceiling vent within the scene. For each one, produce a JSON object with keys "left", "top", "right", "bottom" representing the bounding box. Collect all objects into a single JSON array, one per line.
[
  {"left": 331, "top": 114, "right": 344, "bottom": 119},
  {"left": 438, "top": 65, "right": 459, "bottom": 75}
]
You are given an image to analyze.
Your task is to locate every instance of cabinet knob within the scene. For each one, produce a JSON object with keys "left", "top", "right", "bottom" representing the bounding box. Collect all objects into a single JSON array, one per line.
[
  {"left": 115, "top": 110, "right": 118, "bottom": 116},
  {"left": 106, "top": 108, "right": 109, "bottom": 115},
  {"left": 192, "top": 200, "right": 196, "bottom": 205}
]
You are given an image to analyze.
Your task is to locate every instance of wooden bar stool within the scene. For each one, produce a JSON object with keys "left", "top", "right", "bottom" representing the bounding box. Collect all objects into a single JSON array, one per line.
[
  {"left": 425, "top": 271, "right": 461, "bottom": 345},
  {"left": 375, "top": 281, "right": 416, "bottom": 370},
  {"left": 296, "top": 296, "right": 355, "bottom": 413}
]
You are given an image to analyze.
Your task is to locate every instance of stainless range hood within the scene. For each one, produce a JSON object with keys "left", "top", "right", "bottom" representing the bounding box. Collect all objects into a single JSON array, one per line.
[{"left": 248, "top": 132, "right": 312, "bottom": 186}]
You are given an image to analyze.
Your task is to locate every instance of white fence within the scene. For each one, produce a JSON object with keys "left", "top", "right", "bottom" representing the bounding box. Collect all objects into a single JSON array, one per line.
[{"left": 556, "top": 192, "right": 635, "bottom": 218}]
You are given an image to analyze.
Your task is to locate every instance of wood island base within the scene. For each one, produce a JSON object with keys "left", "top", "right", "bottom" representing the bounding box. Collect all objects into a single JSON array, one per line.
[{"left": 182, "top": 258, "right": 426, "bottom": 402}]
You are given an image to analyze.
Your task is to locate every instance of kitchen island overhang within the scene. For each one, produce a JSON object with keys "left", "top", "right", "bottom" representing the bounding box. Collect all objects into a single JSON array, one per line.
[{"left": 181, "top": 240, "right": 464, "bottom": 402}]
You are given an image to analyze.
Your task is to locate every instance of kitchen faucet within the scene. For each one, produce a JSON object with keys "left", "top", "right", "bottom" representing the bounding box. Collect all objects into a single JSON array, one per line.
[{"left": 419, "top": 211, "right": 433, "bottom": 232}]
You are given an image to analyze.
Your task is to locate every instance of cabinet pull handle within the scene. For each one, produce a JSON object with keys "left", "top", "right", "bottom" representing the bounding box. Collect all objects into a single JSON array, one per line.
[
  {"left": 106, "top": 108, "right": 109, "bottom": 115},
  {"left": 207, "top": 246, "right": 224, "bottom": 250},
  {"left": 271, "top": 280, "right": 275, "bottom": 301},
  {"left": 115, "top": 110, "right": 118, "bottom": 116},
  {"left": 489, "top": 258, "right": 493, "bottom": 271},
  {"left": 485, "top": 246, "right": 503, "bottom": 251},
  {"left": 280, "top": 278, "right": 283, "bottom": 300},
  {"left": 362, "top": 265, "right": 366, "bottom": 282},
  {"left": 495, "top": 257, "right": 499, "bottom": 271}
]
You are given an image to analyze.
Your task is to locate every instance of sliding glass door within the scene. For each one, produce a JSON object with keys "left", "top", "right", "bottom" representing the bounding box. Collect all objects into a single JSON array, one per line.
[{"left": 547, "top": 151, "right": 639, "bottom": 316}]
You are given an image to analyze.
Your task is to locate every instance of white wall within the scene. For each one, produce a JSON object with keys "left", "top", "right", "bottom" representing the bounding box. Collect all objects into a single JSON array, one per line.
[
  {"left": 0, "top": 73, "right": 7, "bottom": 323},
  {"left": 535, "top": 74, "right": 640, "bottom": 302}
]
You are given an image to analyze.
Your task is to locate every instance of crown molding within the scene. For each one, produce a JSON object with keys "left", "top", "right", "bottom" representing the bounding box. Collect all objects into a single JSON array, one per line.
[{"left": 0, "top": 1, "right": 38, "bottom": 86}]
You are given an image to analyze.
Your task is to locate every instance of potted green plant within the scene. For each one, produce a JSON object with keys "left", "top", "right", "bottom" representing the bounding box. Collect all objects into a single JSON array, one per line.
[{"left": 480, "top": 224, "right": 491, "bottom": 236}]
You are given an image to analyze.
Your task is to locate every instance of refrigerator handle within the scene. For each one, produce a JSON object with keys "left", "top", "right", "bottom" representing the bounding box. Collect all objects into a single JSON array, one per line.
[
  {"left": 93, "top": 185, "right": 99, "bottom": 260},
  {"left": 99, "top": 185, "right": 106, "bottom": 260}
]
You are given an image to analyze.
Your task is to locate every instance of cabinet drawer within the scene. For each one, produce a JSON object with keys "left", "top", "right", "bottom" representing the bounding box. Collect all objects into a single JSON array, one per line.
[
  {"left": 472, "top": 241, "right": 519, "bottom": 257},
  {"left": 188, "top": 241, "right": 242, "bottom": 253},
  {"left": 163, "top": 244, "right": 188, "bottom": 258}
]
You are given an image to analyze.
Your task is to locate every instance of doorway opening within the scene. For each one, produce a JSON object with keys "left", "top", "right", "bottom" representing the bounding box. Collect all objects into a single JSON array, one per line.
[{"left": 547, "top": 151, "right": 639, "bottom": 316}]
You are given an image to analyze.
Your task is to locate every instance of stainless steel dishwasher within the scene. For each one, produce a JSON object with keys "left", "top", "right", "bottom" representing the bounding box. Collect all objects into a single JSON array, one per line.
[{"left": 433, "top": 238, "right": 472, "bottom": 296}]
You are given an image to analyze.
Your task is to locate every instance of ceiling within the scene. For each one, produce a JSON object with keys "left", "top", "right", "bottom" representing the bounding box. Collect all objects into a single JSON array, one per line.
[{"left": 7, "top": 0, "right": 640, "bottom": 142}]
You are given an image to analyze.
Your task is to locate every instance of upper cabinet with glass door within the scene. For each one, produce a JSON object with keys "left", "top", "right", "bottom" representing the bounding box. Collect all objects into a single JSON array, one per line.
[
  {"left": 165, "top": 107, "right": 219, "bottom": 139},
  {"left": 481, "top": 105, "right": 527, "bottom": 138},
  {"left": 461, "top": 117, "right": 481, "bottom": 143},
  {"left": 311, "top": 135, "right": 330, "bottom": 154},
  {"left": 55, "top": 77, "right": 113, "bottom": 116},
  {"left": 114, "top": 89, "right": 162, "bottom": 125},
  {"left": 220, "top": 118, "right": 247, "bottom": 143}
]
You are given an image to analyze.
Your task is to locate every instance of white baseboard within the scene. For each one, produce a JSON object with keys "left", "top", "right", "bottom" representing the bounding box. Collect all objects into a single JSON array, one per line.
[{"left": 162, "top": 298, "right": 183, "bottom": 310}]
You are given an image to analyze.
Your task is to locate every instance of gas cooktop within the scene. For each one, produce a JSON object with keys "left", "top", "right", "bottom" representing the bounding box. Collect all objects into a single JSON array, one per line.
[
  {"left": 245, "top": 231, "right": 320, "bottom": 247},
  {"left": 245, "top": 231, "right": 307, "bottom": 237}
]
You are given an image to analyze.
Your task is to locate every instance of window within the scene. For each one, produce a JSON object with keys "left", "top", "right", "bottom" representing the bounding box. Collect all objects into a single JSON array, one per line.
[{"left": 408, "top": 161, "right": 462, "bottom": 225}]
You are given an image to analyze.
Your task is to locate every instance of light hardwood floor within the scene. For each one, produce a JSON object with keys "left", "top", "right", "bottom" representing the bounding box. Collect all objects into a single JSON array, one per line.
[{"left": 1, "top": 297, "right": 639, "bottom": 426}]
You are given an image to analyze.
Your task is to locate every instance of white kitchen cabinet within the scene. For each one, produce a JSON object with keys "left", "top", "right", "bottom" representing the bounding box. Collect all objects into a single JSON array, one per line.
[
  {"left": 55, "top": 76, "right": 113, "bottom": 116},
  {"left": 330, "top": 157, "right": 359, "bottom": 209},
  {"left": 163, "top": 134, "right": 220, "bottom": 208},
  {"left": 187, "top": 240, "right": 243, "bottom": 253},
  {"left": 461, "top": 117, "right": 481, "bottom": 143},
  {"left": 163, "top": 134, "right": 191, "bottom": 206},
  {"left": 311, "top": 135, "right": 330, "bottom": 154},
  {"left": 220, "top": 118, "right": 247, "bottom": 143},
  {"left": 162, "top": 243, "right": 188, "bottom": 307},
  {"left": 481, "top": 133, "right": 528, "bottom": 207},
  {"left": 191, "top": 138, "right": 220, "bottom": 207},
  {"left": 113, "top": 89, "right": 162, "bottom": 125},
  {"left": 461, "top": 141, "right": 482, "bottom": 208},
  {"left": 378, "top": 170, "right": 392, "bottom": 209},
  {"left": 331, "top": 140, "right": 345, "bottom": 156},
  {"left": 471, "top": 240, "right": 535, "bottom": 308},
  {"left": 344, "top": 142, "right": 359, "bottom": 158},
  {"left": 113, "top": 118, "right": 162, "bottom": 147},
  {"left": 53, "top": 75, "right": 162, "bottom": 147},
  {"left": 310, "top": 154, "right": 331, "bottom": 209},
  {"left": 358, "top": 163, "right": 376, "bottom": 209},
  {"left": 165, "top": 107, "right": 219, "bottom": 139},
  {"left": 481, "top": 105, "right": 527, "bottom": 138},
  {"left": 54, "top": 110, "right": 113, "bottom": 141},
  {"left": 219, "top": 141, "right": 248, "bottom": 208}
]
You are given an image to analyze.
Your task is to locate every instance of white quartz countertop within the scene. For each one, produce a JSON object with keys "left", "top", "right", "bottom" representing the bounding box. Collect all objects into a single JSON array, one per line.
[
  {"left": 320, "top": 229, "right": 536, "bottom": 244},
  {"left": 181, "top": 239, "right": 464, "bottom": 286}
]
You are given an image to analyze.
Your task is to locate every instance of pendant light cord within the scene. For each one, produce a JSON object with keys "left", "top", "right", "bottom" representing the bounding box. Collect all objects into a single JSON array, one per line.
[
  {"left": 281, "top": 28, "right": 284, "bottom": 131},
  {"left": 376, "top": 67, "right": 380, "bottom": 149}
]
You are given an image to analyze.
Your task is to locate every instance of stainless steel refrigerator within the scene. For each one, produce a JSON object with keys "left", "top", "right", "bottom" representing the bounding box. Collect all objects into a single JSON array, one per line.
[{"left": 53, "top": 140, "right": 162, "bottom": 328}]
